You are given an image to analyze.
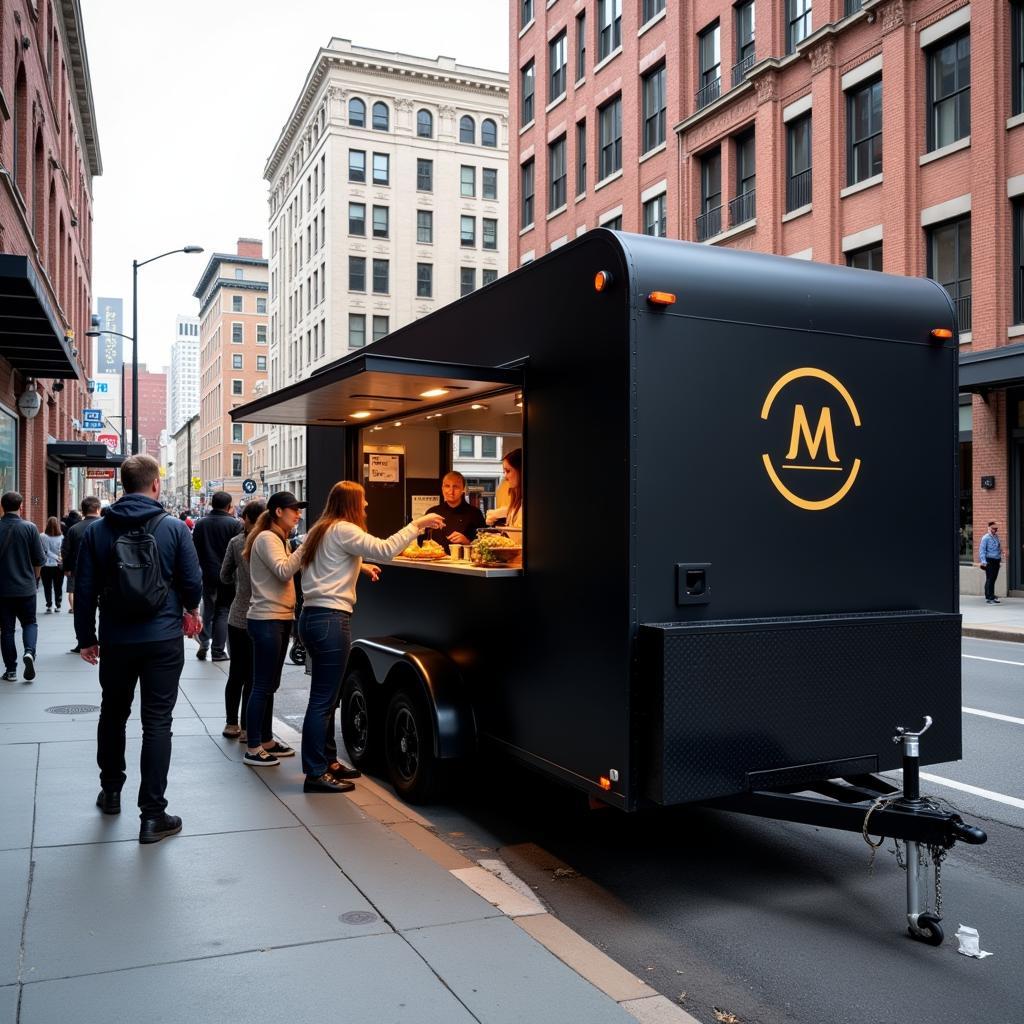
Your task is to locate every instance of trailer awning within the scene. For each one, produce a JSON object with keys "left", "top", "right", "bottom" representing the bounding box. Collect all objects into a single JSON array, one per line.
[
  {"left": 47, "top": 442, "right": 125, "bottom": 469},
  {"left": 959, "top": 342, "right": 1024, "bottom": 394},
  {"left": 230, "top": 353, "right": 523, "bottom": 427}
]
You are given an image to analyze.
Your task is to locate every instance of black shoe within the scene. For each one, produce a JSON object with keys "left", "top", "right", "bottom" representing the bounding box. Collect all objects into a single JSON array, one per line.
[
  {"left": 211, "top": 652, "right": 229, "bottom": 662},
  {"left": 22, "top": 652, "right": 35, "bottom": 681},
  {"left": 68, "top": 645, "right": 81, "bottom": 654},
  {"left": 139, "top": 813, "right": 183, "bottom": 844},
  {"left": 96, "top": 790, "right": 121, "bottom": 815},
  {"left": 327, "top": 760, "right": 362, "bottom": 780},
  {"left": 304, "top": 772, "right": 355, "bottom": 794},
  {"left": 2, "top": 670, "right": 16, "bottom": 683},
  {"left": 196, "top": 647, "right": 208, "bottom": 661}
]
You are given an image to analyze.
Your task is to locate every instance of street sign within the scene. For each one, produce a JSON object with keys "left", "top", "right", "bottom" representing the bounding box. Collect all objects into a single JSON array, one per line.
[
  {"left": 97, "top": 433, "right": 119, "bottom": 453},
  {"left": 82, "top": 408, "right": 104, "bottom": 426},
  {"left": 242, "top": 478, "right": 257, "bottom": 495},
  {"left": 85, "top": 468, "right": 115, "bottom": 479},
  {"left": 192, "top": 477, "right": 202, "bottom": 492}
]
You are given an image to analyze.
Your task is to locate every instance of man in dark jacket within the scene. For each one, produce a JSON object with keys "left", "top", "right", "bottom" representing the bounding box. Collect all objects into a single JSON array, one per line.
[
  {"left": 61, "top": 495, "right": 101, "bottom": 640},
  {"left": 0, "top": 492, "right": 45, "bottom": 683},
  {"left": 75, "top": 454, "right": 203, "bottom": 844},
  {"left": 191, "top": 491, "right": 241, "bottom": 661}
]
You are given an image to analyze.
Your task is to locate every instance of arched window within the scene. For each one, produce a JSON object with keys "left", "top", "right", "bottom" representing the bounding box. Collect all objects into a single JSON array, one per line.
[
  {"left": 481, "top": 118, "right": 498, "bottom": 147},
  {"left": 460, "top": 115, "right": 476, "bottom": 144},
  {"left": 33, "top": 131, "right": 45, "bottom": 243},
  {"left": 372, "top": 102, "right": 389, "bottom": 131},
  {"left": 13, "top": 64, "right": 28, "bottom": 196},
  {"left": 348, "top": 97, "right": 366, "bottom": 127},
  {"left": 417, "top": 109, "right": 433, "bottom": 138}
]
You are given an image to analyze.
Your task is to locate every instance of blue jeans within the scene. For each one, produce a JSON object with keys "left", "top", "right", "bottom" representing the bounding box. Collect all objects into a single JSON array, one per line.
[
  {"left": 0, "top": 595, "right": 38, "bottom": 671},
  {"left": 245, "top": 618, "right": 292, "bottom": 747},
  {"left": 298, "top": 607, "right": 351, "bottom": 777}
]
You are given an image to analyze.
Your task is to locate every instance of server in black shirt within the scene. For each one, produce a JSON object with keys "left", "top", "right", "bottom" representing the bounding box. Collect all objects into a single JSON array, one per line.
[{"left": 424, "top": 472, "right": 485, "bottom": 553}]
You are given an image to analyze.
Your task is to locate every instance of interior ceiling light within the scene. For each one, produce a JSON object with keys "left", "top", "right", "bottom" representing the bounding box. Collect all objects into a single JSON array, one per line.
[
  {"left": 420, "top": 388, "right": 449, "bottom": 398},
  {"left": 351, "top": 411, "right": 372, "bottom": 419},
  {"left": 471, "top": 404, "right": 487, "bottom": 410},
  {"left": 393, "top": 421, "right": 403, "bottom": 427}
]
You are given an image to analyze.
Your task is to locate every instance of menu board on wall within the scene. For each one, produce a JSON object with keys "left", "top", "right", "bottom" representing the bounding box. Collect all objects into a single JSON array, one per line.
[{"left": 368, "top": 454, "right": 400, "bottom": 483}]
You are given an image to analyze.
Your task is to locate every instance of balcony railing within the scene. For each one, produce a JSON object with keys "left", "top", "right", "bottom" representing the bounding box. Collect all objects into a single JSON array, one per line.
[
  {"left": 695, "top": 205, "right": 723, "bottom": 242},
  {"left": 729, "top": 188, "right": 756, "bottom": 226},
  {"left": 955, "top": 293, "right": 972, "bottom": 334},
  {"left": 695, "top": 76, "right": 722, "bottom": 111},
  {"left": 786, "top": 169, "right": 812, "bottom": 212},
  {"left": 732, "top": 52, "right": 756, "bottom": 87}
]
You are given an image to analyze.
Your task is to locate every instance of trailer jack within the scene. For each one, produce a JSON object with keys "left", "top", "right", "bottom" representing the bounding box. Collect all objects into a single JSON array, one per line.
[{"left": 705, "top": 717, "right": 987, "bottom": 944}]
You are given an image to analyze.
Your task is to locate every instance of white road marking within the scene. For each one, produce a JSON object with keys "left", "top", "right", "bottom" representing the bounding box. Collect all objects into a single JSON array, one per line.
[
  {"left": 917, "top": 772, "right": 1024, "bottom": 811},
  {"left": 962, "top": 706, "right": 1024, "bottom": 726},
  {"left": 962, "top": 654, "right": 1024, "bottom": 667}
]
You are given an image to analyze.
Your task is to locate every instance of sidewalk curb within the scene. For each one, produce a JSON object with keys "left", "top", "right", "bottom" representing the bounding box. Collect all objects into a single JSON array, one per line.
[
  {"left": 272, "top": 719, "right": 700, "bottom": 1024},
  {"left": 962, "top": 626, "right": 1024, "bottom": 643}
]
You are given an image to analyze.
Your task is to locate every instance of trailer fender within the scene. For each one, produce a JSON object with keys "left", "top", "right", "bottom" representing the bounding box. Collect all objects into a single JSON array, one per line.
[{"left": 350, "top": 638, "right": 476, "bottom": 759}]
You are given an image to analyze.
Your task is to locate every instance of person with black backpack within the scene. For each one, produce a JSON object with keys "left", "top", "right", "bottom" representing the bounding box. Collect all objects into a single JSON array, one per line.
[{"left": 74, "top": 454, "right": 203, "bottom": 844}]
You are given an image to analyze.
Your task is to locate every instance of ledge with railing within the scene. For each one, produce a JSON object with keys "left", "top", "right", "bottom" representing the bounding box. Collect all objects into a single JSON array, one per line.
[
  {"left": 695, "top": 205, "right": 723, "bottom": 242},
  {"left": 695, "top": 76, "right": 722, "bottom": 111},
  {"left": 732, "top": 53, "right": 755, "bottom": 87},
  {"left": 955, "top": 293, "right": 972, "bottom": 334},
  {"left": 786, "top": 169, "right": 812, "bottom": 213},
  {"left": 729, "top": 189, "right": 756, "bottom": 227}
]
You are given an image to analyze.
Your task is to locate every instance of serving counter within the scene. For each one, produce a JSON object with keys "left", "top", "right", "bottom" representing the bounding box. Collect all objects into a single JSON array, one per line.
[{"left": 383, "top": 556, "right": 521, "bottom": 578}]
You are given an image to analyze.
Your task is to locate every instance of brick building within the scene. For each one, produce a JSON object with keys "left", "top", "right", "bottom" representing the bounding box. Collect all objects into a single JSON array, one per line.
[
  {"left": 122, "top": 362, "right": 166, "bottom": 456},
  {"left": 511, "top": 0, "right": 1024, "bottom": 595},
  {"left": 0, "top": 0, "right": 108, "bottom": 526}
]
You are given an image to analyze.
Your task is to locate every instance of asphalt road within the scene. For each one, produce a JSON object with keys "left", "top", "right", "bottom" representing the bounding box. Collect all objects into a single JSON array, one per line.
[{"left": 273, "top": 637, "right": 1022, "bottom": 1024}]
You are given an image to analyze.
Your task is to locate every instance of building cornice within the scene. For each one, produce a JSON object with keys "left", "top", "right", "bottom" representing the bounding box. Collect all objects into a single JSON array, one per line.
[
  {"left": 60, "top": 0, "right": 102, "bottom": 176},
  {"left": 193, "top": 254, "right": 269, "bottom": 300}
]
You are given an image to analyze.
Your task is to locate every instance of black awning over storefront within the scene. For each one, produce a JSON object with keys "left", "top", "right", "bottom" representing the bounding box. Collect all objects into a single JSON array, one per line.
[
  {"left": 46, "top": 442, "right": 125, "bottom": 469},
  {"left": 0, "top": 254, "right": 79, "bottom": 379},
  {"left": 960, "top": 342, "right": 1024, "bottom": 394}
]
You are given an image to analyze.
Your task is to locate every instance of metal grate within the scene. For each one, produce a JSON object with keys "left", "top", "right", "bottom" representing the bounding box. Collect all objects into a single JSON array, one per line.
[
  {"left": 45, "top": 704, "right": 100, "bottom": 715},
  {"left": 339, "top": 910, "right": 379, "bottom": 925}
]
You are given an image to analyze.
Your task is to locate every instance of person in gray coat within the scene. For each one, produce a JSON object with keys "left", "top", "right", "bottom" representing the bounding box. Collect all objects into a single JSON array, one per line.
[{"left": 0, "top": 492, "right": 44, "bottom": 682}]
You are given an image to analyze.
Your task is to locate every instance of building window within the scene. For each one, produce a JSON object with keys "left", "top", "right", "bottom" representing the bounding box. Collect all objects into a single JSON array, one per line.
[
  {"left": 550, "top": 30, "right": 568, "bottom": 102},
  {"left": 1014, "top": 3, "right": 1024, "bottom": 117},
  {"left": 521, "top": 61, "right": 535, "bottom": 124},
  {"left": 928, "top": 32, "right": 971, "bottom": 151},
  {"left": 845, "top": 0, "right": 864, "bottom": 13},
  {"left": 603, "top": 215, "right": 622, "bottom": 230},
  {"left": 349, "top": 256, "right": 366, "bottom": 292},
  {"left": 461, "top": 215, "right": 476, "bottom": 247},
  {"left": 786, "top": 113, "right": 812, "bottom": 211},
  {"left": 928, "top": 216, "right": 972, "bottom": 333},
  {"left": 372, "top": 153, "right": 389, "bottom": 185},
  {"left": 231, "top": 323, "right": 243, "bottom": 343},
  {"left": 232, "top": 353, "right": 243, "bottom": 370},
  {"left": 460, "top": 115, "right": 476, "bottom": 144},
  {"left": 1015, "top": 200, "right": 1024, "bottom": 324},
  {"left": 549, "top": 136, "right": 567, "bottom": 211},
  {"left": 372, "top": 259, "right": 389, "bottom": 294},
  {"left": 417, "top": 109, "right": 434, "bottom": 138},
  {"left": 483, "top": 269, "right": 498, "bottom": 286},
  {"left": 576, "top": 11, "right": 587, "bottom": 80},
  {"left": 417, "top": 158, "right": 433, "bottom": 192},
  {"left": 642, "top": 65, "right": 666, "bottom": 153},
  {"left": 521, "top": 159, "right": 535, "bottom": 226},
  {"left": 256, "top": 297, "right": 267, "bottom": 314},
  {"left": 461, "top": 165, "right": 476, "bottom": 198},
  {"left": 643, "top": 0, "right": 665, "bottom": 23},
  {"left": 231, "top": 295, "right": 242, "bottom": 312},
  {"left": 232, "top": 423, "right": 244, "bottom": 443},
  {"left": 697, "top": 22, "right": 721, "bottom": 110},
  {"left": 786, "top": 0, "right": 812, "bottom": 55},
  {"left": 458, "top": 435, "right": 475, "bottom": 457},
  {"left": 232, "top": 454, "right": 243, "bottom": 477},
  {"left": 521, "top": 0, "right": 533, "bottom": 28},
  {"left": 372, "top": 205, "right": 389, "bottom": 239},
  {"left": 643, "top": 193, "right": 667, "bottom": 237},
  {"left": 482, "top": 218, "right": 498, "bottom": 250},
  {"left": 598, "top": 95, "right": 622, "bottom": 180},
  {"left": 481, "top": 436, "right": 498, "bottom": 459},
  {"left": 732, "top": 129, "right": 756, "bottom": 225},
  {"left": 373, "top": 315, "right": 389, "bottom": 342},
  {"left": 231, "top": 379, "right": 243, "bottom": 396},
  {"left": 417, "top": 263, "right": 433, "bottom": 298},
  {"left": 349, "top": 150, "right": 366, "bottom": 183},
  {"left": 734, "top": 0, "right": 756, "bottom": 84},
  {"left": 598, "top": 0, "right": 622, "bottom": 61},
  {"left": 257, "top": 325, "right": 267, "bottom": 344},
  {"left": 483, "top": 167, "right": 498, "bottom": 200},
  {"left": 349, "top": 202, "right": 366, "bottom": 235},
  {"left": 482, "top": 119, "right": 498, "bottom": 147},
  {"left": 349, "top": 97, "right": 366, "bottom": 127},
  {"left": 461, "top": 268, "right": 476, "bottom": 296},
  {"left": 847, "top": 78, "right": 882, "bottom": 185},
  {"left": 372, "top": 101, "right": 389, "bottom": 131},
  {"left": 417, "top": 209, "right": 433, "bottom": 244},
  {"left": 349, "top": 313, "right": 366, "bottom": 348},
  {"left": 697, "top": 147, "right": 722, "bottom": 241},
  {"left": 847, "top": 243, "right": 883, "bottom": 272},
  {"left": 257, "top": 355, "right": 267, "bottom": 371}
]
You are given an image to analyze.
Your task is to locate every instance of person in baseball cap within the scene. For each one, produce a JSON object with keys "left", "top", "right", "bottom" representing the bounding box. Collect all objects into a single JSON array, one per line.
[{"left": 266, "top": 491, "right": 308, "bottom": 514}]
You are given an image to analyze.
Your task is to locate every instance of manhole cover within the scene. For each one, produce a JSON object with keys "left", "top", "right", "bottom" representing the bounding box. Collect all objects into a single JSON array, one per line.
[
  {"left": 339, "top": 910, "right": 378, "bottom": 926},
  {"left": 45, "top": 704, "right": 100, "bottom": 715}
]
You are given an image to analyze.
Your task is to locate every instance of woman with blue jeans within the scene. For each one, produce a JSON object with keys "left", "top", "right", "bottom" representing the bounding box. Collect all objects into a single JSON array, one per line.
[{"left": 298, "top": 481, "right": 444, "bottom": 793}]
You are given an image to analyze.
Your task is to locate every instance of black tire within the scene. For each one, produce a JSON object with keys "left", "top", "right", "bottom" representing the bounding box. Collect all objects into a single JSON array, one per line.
[
  {"left": 909, "top": 914, "right": 944, "bottom": 946},
  {"left": 384, "top": 684, "right": 439, "bottom": 804},
  {"left": 340, "top": 669, "right": 380, "bottom": 772}
]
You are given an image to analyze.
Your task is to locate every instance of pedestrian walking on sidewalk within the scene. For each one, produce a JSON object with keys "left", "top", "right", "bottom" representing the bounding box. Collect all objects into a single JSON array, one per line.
[
  {"left": 61, "top": 496, "right": 101, "bottom": 646},
  {"left": 39, "top": 517, "right": 65, "bottom": 612},
  {"left": 218, "top": 499, "right": 264, "bottom": 741},
  {"left": 0, "top": 492, "right": 44, "bottom": 683},
  {"left": 241, "top": 491, "right": 306, "bottom": 767},
  {"left": 979, "top": 521, "right": 1002, "bottom": 604},
  {"left": 297, "top": 481, "right": 445, "bottom": 793},
  {"left": 192, "top": 491, "right": 242, "bottom": 662},
  {"left": 74, "top": 455, "right": 204, "bottom": 844}
]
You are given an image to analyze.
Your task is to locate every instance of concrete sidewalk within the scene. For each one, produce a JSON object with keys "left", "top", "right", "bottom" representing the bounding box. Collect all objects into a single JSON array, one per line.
[
  {"left": 0, "top": 598, "right": 694, "bottom": 1024},
  {"left": 960, "top": 594, "right": 1024, "bottom": 642}
]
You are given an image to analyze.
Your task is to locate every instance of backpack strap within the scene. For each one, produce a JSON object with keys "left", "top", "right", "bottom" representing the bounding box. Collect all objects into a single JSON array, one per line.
[{"left": 142, "top": 511, "right": 170, "bottom": 535}]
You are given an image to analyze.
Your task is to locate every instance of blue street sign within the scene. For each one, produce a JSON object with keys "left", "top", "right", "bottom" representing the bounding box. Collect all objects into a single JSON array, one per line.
[
  {"left": 242, "top": 478, "right": 257, "bottom": 495},
  {"left": 82, "top": 408, "right": 103, "bottom": 423}
]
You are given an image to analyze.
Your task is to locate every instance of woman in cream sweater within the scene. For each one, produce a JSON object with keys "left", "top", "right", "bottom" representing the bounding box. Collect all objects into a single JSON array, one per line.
[{"left": 297, "top": 481, "right": 444, "bottom": 793}]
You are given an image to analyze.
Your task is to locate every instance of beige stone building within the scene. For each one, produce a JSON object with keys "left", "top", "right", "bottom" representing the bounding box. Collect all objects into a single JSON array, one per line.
[
  {"left": 263, "top": 38, "right": 509, "bottom": 497},
  {"left": 192, "top": 240, "right": 269, "bottom": 508}
]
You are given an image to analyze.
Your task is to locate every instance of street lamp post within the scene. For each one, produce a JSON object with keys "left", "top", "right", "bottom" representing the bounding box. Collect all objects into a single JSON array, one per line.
[
  {"left": 131, "top": 246, "right": 203, "bottom": 454},
  {"left": 85, "top": 328, "right": 134, "bottom": 455}
]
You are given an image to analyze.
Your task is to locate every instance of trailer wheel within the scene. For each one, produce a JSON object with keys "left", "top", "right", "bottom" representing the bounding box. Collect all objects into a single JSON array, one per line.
[
  {"left": 910, "top": 915, "right": 944, "bottom": 946},
  {"left": 384, "top": 685, "right": 438, "bottom": 804},
  {"left": 340, "top": 669, "right": 380, "bottom": 772}
]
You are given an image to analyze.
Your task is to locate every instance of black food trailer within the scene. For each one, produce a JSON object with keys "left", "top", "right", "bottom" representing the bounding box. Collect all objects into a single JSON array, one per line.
[{"left": 232, "top": 231, "right": 985, "bottom": 942}]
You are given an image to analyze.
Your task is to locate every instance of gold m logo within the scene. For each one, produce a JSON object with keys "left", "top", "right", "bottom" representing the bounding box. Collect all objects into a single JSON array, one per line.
[{"left": 761, "top": 368, "right": 862, "bottom": 512}]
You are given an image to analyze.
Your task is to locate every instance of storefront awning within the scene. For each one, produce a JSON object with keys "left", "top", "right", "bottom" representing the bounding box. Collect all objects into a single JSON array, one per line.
[
  {"left": 0, "top": 255, "right": 79, "bottom": 379},
  {"left": 959, "top": 342, "right": 1024, "bottom": 394},
  {"left": 230, "top": 353, "right": 522, "bottom": 427},
  {"left": 46, "top": 442, "right": 125, "bottom": 469}
]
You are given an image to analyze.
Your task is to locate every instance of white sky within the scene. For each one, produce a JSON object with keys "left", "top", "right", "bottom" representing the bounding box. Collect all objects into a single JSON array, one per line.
[{"left": 80, "top": 0, "right": 509, "bottom": 371}]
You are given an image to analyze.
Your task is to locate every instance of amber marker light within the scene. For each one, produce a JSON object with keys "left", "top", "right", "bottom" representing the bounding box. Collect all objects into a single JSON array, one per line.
[
  {"left": 931, "top": 328, "right": 954, "bottom": 340},
  {"left": 598, "top": 776, "right": 612, "bottom": 791},
  {"left": 647, "top": 291, "right": 677, "bottom": 307},
  {"left": 594, "top": 270, "right": 613, "bottom": 292}
]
